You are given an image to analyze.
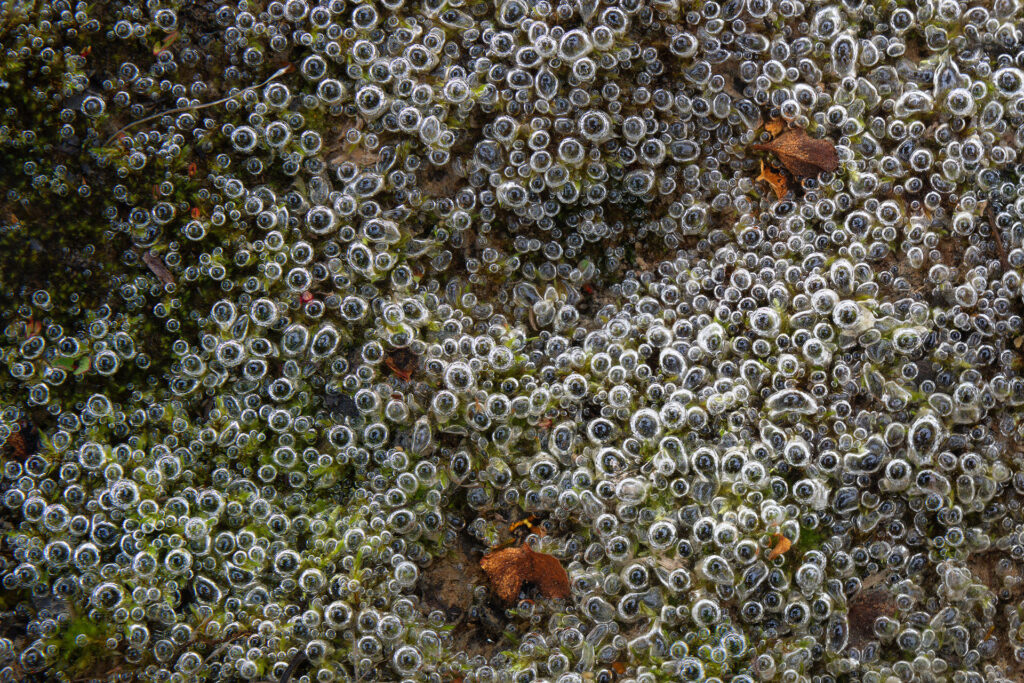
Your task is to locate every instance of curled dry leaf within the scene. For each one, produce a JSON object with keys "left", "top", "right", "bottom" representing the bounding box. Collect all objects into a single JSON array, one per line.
[
  {"left": 751, "top": 128, "right": 838, "bottom": 177},
  {"left": 756, "top": 161, "right": 789, "bottom": 200},
  {"left": 480, "top": 544, "right": 571, "bottom": 602}
]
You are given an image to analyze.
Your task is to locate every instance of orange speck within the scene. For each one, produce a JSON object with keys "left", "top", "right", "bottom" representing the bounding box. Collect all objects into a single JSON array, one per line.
[
  {"left": 190, "top": 207, "right": 201, "bottom": 220},
  {"left": 187, "top": 162, "right": 197, "bottom": 177},
  {"left": 611, "top": 662, "right": 626, "bottom": 674},
  {"left": 510, "top": 516, "right": 537, "bottom": 532}
]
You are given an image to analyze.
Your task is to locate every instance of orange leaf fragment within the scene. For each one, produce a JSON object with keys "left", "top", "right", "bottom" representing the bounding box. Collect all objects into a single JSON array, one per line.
[
  {"left": 751, "top": 128, "right": 838, "bottom": 177},
  {"left": 480, "top": 545, "right": 570, "bottom": 603},
  {"left": 756, "top": 161, "right": 789, "bottom": 200},
  {"left": 509, "top": 515, "right": 538, "bottom": 533},
  {"left": 765, "top": 118, "right": 784, "bottom": 137},
  {"left": 611, "top": 662, "right": 627, "bottom": 674},
  {"left": 766, "top": 533, "right": 792, "bottom": 560}
]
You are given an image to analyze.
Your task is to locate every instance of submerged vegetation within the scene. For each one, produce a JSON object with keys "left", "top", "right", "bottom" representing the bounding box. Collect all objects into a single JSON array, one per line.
[{"left": 2, "top": 0, "right": 1024, "bottom": 681}]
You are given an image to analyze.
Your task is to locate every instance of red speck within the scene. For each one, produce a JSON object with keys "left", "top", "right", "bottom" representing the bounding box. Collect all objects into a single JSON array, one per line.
[
  {"left": 80, "top": 46, "right": 92, "bottom": 58},
  {"left": 300, "top": 291, "right": 314, "bottom": 304},
  {"left": 187, "top": 162, "right": 197, "bottom": 177},
  {"left": 190, "top": 207, "right": 201, "bottom": 220}
]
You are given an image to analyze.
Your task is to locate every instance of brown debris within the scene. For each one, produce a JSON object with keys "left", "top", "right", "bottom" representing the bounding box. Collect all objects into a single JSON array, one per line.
[
  {"left": 751, "top": 128, "right": 839, "bottom": 177},
  {"left": 3, "top": 430, "right": 28, "bottom": 461},
  {"left": 2, "top": 421, "right": 36, "bottom": 461},
  {"left": 384, "top": 348, "right": 418, "bottom": 381},
  {"left": 142, "top": 251, "right": 175, "bottom": 287},
  {"left": 480, "top": 545, "right": 571, "bottom": 603},
  {"left": 985, "top": 203, "right": 1009, "bottom": 271},
  {"left": 765, "top": 118, "right": 785, "bottom": 137}
]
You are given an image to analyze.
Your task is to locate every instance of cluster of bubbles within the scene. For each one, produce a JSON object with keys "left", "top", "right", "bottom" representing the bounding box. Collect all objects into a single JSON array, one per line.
[{"left": 2, "top": 0, "right": 1024, "bottom": 681}]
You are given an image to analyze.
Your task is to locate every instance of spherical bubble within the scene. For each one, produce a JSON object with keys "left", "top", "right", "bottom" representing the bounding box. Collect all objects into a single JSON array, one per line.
[
  {"left": 81, "top": 95, "right": 106, "bottom": 117},
  {"left": 90, "top": 582, "right": 124, "bottom": 610},
  {"left": 93, "top": 350, "right": 119, "bottom": 375},
  {"left": 630, "top": 408, "right": 661, "bottom": 441},
  {"left": 230, "top": 125, "right": 258, "bottom": 153},
  {"left": 393, "top": 561, "right": 418, "bottom": 587}
]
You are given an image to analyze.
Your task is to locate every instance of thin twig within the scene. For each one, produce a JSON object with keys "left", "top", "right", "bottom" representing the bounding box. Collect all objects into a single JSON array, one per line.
[
  {"left": 986, "top": 205, "right": 1008, "bottom": 272},
  {"left": 102, "top": 65, "right": 292, "bottom": 147},
  {"left": 201, "top": 630, "right": 250, "bottom": 668},
  {"left": 279, "top": 651, "right": 308, "bottom": 683}
]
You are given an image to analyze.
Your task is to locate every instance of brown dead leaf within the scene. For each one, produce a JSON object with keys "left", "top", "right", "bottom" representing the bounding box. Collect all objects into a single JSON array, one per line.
[
  {"left": 756, "top": 161, "right": 789, "bottom": 199},
  {"left": 765, "top": 118, "right": 784, "bottom": 137},
  {"left": 751, "top": 128, "right": 838, "bottom": 177},
  {"left": 480, "top": 545, "right": 570, "bottom": 603}
]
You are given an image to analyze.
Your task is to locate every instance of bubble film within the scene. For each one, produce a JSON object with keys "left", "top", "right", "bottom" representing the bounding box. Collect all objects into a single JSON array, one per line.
[{"left": 1, "top": 0, "right": 1024, "bottom": 682}]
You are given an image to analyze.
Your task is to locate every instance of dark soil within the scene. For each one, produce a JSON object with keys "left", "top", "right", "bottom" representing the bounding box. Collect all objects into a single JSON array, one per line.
[
  {"left": 846, "top": 585, "right": 896, "bottom": 651},
  {"left": 967, "top": 550, "right": 1024, "bottom": 679},
  {"left": 415, "top": 533, "right": 507, "bottom": 668}
]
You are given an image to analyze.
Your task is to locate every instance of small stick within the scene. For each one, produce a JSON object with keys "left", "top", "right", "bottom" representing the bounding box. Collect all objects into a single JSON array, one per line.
[
  {"left": 280, "top": 651, "right": 308, "bottom": 683},
  {"left": 202, "top": 631, "right": 250, "bottom": 668},
  {"left": 987, "top": 205, "right": 1008, "bottom": 272},
  {"left": 102, "top": 65, "right": 292, "bottom": 147}
]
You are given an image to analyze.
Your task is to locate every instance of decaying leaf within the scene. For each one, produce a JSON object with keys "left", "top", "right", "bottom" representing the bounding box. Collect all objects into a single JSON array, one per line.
[
  {"left": 765, "top": 118, "right": 784, "bottom": 137},
  {"left": 142, "top": 251, "right": 175, "bottom": 287},
  {"left": 751, "top": 128, "right": 838, "bottom": 177},
  {"left": 384, "top": 348, "right": 418, "bottom": 381},
  {"left": 3, "top": 430, "right": 27, "bottom": 461},
  {"left": 756, "top": 161, "right": 789, "bottom": 200},
  {"left": 480, "top": 544, "right": 571, "bottom": 602},
  {"left": 2, "top": 421, "right": 36, "bottom": 461}
]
